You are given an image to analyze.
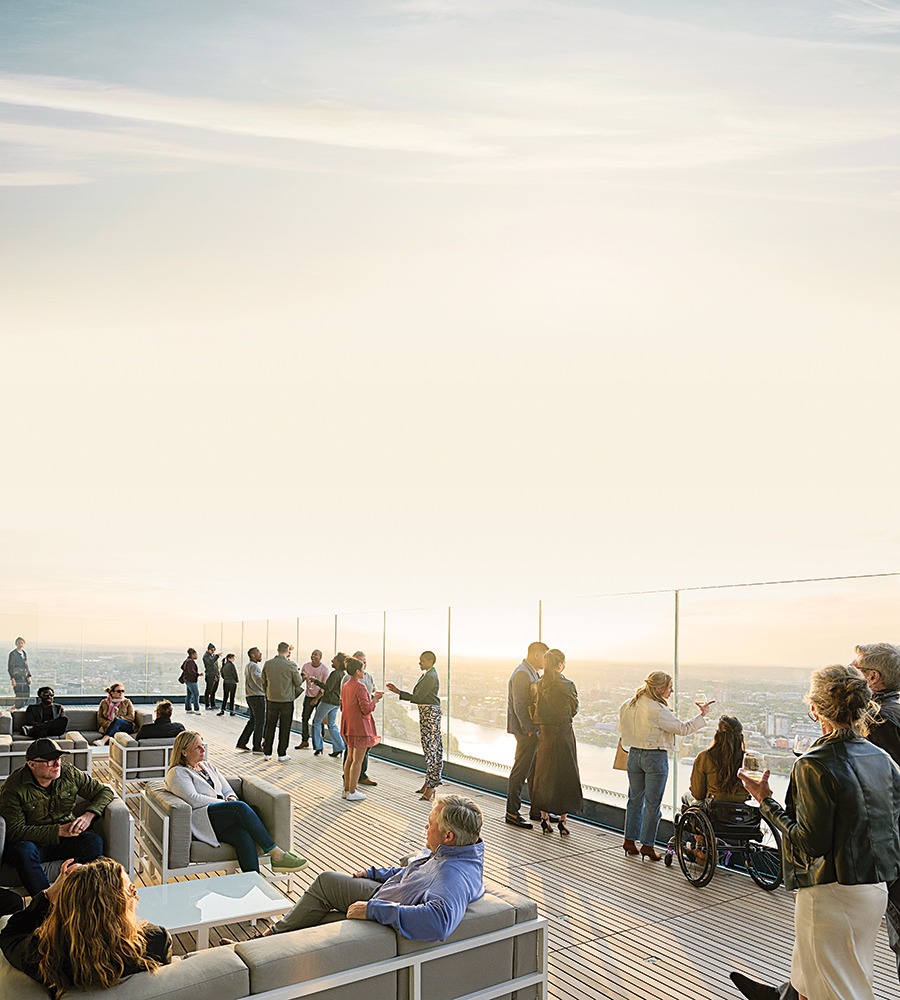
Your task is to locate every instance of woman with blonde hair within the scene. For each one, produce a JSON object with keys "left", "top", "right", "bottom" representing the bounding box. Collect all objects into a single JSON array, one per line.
[
  {"left": 0, "top": 857, "right": 171, "bottom": 996},
  {"left": 164, "top": 731, "right": 308, "bottom": 874},
  {"left": 740, "top": 664, "right": 900, "bottom": 1000},
  {"left": 619, "top": 670, "right": 711, "bottom": 860}
]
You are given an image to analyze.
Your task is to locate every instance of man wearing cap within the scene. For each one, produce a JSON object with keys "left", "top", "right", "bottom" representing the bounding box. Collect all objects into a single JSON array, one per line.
[{"left": 0, "top": 738, "right": 114, "bottom": 895}]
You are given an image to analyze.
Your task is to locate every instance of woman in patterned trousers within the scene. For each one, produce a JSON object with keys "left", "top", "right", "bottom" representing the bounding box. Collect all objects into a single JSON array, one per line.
[{"left": 386, "top": 650, "right": 443, "bottom": 800}]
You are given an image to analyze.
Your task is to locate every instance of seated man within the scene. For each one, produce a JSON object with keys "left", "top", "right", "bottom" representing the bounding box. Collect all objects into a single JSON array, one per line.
[
  {"left": 135, "top": 700, "right": 185, "bottom": 740},
  {"left": 266, "top": 794, "right": 484, "bottom": 942},
  {"left": 21, "top": 687, "right": 68, "bottom": 739},
  {"left": 0, "top": 738, "right": 114, "bottom": 895}
]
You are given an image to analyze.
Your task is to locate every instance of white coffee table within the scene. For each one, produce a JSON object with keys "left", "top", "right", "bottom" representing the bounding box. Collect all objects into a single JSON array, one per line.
[{"left": 137, "top": 871, "right": 290, "bottom": 949}]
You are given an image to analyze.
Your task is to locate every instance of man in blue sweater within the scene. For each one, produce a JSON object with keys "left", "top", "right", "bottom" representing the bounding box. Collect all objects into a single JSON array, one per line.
[{"left": 268, "top": 794, "right": 484, "bottom": 940}]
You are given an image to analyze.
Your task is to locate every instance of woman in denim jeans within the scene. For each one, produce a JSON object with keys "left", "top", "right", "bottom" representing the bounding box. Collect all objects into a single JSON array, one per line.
[
  {"left": 618, "top": 671, "right": 711, "bottom": 860},
  {"left": 311, "top": 653, "right": 347, "bottom": 757}
]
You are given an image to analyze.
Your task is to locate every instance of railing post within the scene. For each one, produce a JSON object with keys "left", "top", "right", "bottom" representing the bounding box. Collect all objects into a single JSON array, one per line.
[{"left": 673, "top": 589, "right": 680, "bottom": 810}]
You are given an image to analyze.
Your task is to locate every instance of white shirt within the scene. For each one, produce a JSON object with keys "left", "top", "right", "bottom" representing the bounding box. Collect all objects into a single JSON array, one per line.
[{"left": 619, "top": 694, "right": 706, "bottom": 751}]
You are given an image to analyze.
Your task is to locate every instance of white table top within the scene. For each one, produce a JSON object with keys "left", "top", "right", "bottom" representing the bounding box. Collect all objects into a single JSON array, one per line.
[{"left": 137, "top": 871, "right": 289, "bottom": 935}]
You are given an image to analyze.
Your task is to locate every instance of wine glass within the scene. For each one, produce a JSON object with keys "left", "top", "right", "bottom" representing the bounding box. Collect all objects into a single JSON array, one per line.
[
  {"left": 742, "top": 751, "right": 766, "bottom": 779},
  {"left": 694, "top": 691, "right": 709, "bottom": 710}
]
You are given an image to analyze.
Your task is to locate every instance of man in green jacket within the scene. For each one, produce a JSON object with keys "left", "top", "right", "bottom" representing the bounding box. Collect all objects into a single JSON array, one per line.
[
  {"left": 261, "top": 642, "right": 304, "bottom": 762},
  {"left": 0, "top": 738, "right": 113, "bottom": 895}
]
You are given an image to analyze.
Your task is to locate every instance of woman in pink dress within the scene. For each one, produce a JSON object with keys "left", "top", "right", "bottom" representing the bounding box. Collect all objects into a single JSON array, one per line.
[{"left": 339, "top": 657, "right": 383, "bottom": 802}]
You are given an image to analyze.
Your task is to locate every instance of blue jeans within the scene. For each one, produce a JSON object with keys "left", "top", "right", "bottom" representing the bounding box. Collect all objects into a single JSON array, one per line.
[
  {"left": 208, "top": 800, "right": 277, "bottom": 873},
  {"left": 7, "top": 831, "right": 104, "bottom": 895},
  {"left": 624, "top": 748, "right": 669, "bottom": 845},
  {"left": 184, "top": 681, "right": 200, "bottom": 712},
  {"left": 104, "top": 718, "right": 134, "bottom": 738},
  {"left": 312, "top": 702, "right": 345, "bottom": 754}
]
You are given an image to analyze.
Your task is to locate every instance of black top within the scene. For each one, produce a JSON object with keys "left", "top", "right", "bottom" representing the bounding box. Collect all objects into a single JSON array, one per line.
[
  {"left": 220, "top": 661, "right": 239, "bottom": 684},
  {"left": 23, "top": 704, "right": 64, "bottom": 727},
  {"left": 135, "top": 720, "right": 185, "bottom": 740},
  {"left": 868, "top": 689, "right": 900, "bottom": 767},
  {"left": 531, "top": 676, "right": 579, "bottom": 726},
  {"left": 0, "top": 891, "right": 172, "bottom": 998},
  {"left": 314, "top": 666, "right": 346, "bottom": 705}
]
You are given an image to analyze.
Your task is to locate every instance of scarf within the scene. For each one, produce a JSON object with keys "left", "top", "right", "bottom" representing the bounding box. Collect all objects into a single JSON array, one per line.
[{"left": 103, "top": 696, "right": 123, "bottom": 721}]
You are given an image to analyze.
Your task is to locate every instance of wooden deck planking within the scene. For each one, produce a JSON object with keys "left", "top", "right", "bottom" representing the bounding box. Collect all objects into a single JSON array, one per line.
[{"left": 100, "top": 713, "right": 898, "bottom": 997}]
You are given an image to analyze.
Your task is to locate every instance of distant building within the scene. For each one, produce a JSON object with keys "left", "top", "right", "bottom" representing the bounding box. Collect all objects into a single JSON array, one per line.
[{"left": 766, "top": 712, "right": 791, "bottom": 737}]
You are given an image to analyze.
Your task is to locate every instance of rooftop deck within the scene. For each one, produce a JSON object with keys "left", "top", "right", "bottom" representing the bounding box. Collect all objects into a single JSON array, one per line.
[{"left": 110, "top": 713, "right": 898, "bottom": 1000}]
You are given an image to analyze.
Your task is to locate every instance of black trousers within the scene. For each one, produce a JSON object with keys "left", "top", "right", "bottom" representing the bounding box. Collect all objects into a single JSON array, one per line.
[
  {"left": 506, "top": 732, "right": 538, "bottom": 816},
  {"left": 238, "top": 695, "right": 266, "bottom": 750},
  {"left": 300, "top": 695, "right": 319, "bottom": 741},
  {"left": 204, "top": 678, "right": 219, "bottom": 709},
  {"left": 27, "top": 715, "right": 68, "bottom": 738},
  {"left": 263, "top": 700, "right": 295, "bottom": 757},
  {"left": 220, "top": 682, "right": 237, "bottom": 713}
]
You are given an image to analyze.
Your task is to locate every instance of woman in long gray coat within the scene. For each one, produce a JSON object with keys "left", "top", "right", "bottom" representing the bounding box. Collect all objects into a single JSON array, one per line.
[{"left": 164, "top": 731, "right": 308, "bottom": 874}]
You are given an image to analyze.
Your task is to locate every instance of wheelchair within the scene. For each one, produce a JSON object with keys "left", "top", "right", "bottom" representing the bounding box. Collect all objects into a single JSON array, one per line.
[{"left": 664, "top": 798, "right": 782, "bottom": 890}]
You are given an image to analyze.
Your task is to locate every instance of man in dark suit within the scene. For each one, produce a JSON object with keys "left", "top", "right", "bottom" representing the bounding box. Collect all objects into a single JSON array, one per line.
[
  {"left": 135, "top": 700, "right": 185, "bottom": 740},
  {"left": 21, "top": 687, "right": 68, "bottom": 738},
  {"left": 731, "top": 642, "right": 900, "bottom": 1000},
  {"left": 504, "top": 641, "right": 547, "bottom": 828},
  {"left": 203, "top": 643, "right": 220, "bottom": 711}
]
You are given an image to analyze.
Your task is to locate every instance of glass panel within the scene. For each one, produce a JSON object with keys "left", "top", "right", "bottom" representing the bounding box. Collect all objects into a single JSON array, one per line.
[
  {"left": 445, "top": 601, "right": 540, "bottom": 775},
  {"left": 242, "top": 621, "right": 268, "bottom": 666},
  {"left": 267, "top": 619, "right": 298, "bottom": 662},
  {"left": 297, "top": 615, "right": 337, "bottom": 661},
  {"left": 146, "top": 620, "right": 198, "bottom": 697},
  {"left": 1, "top": 611, "right": 38, "bottom": 706},
  {"left": 383, "top": 608, "right": 449, "bottom": 751},
  {"left": 677, "top": 575, "right": 900, "bottom": 804},
  {"left": 336, "top": 613, "right": 385, "bottom": 735},
  {"left": 541, "top": 592, "right": 676, "bottom": 811},
  {"left": 220, "top": 621, "right": 244, "bottom": 703},
  {"left": 33, "top": 616, "right": 84, "bottom": 696},
  {"left": 82, "top": 618, "right": 148, "bottom": 697}
]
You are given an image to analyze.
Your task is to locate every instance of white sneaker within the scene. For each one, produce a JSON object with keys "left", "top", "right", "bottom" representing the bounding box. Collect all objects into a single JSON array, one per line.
[
  {"left": 277, "top": 754, "right": 290, "bottom": 763},
  {"left": 345, "top": 791, "right": 366, "bottom": 802},
  {"left": 263, "top": 755, "right": 272, "bottom": 761}
]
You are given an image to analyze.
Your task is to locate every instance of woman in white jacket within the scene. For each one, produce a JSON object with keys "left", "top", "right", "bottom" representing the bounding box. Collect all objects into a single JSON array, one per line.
[
  {"left": 618, "top": 671, "right": 711, "bottom": 860},
  {"left": 165, "top": 731, "right": 307, "bottom": 874}
]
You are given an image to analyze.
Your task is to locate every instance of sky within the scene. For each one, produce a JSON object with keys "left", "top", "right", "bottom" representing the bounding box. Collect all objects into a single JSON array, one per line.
[{"left": 2, "top": 0, "right": 900, "bottom": 627}]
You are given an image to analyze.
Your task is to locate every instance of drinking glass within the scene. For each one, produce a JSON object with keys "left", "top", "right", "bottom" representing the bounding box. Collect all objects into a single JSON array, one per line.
[{"left": 742, "top": 751, "right": 766, "bottom": 779}]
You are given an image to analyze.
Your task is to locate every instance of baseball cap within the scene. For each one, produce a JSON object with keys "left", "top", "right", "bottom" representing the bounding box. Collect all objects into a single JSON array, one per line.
[{"left": 26, "top": 738, "right": 65, "bottom": 762}]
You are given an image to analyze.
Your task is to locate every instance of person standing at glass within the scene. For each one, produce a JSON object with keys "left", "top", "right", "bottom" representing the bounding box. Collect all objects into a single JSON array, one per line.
[
  {"left": 529, "top": 649, "right": 582, "bottom": 836},
  {"left": 236, "top": 647, "right": 265, "bottom": 753},
  {"left": 387, "top": 651, "right": 443, "bottom": 801},
  {"left": 505, "top": 641, "right": 548, "bottom": 829},
  {"left": 218, "top": 653, "right": 238, "bottom": 716},
  {"left": 203, "top": 643, "right": 220, "bottom": 711},
  {"left": 179, "top": 648, "right": 201, "bottom": 714},
  {"left": 310, "top": 653, "right": 347, "bottom": 758},
  {"left": 8, "top": 637, "right": 31, "bottom": 708},
  {"left": 618, "top": 671, "right": 710, "bottom": 860}
]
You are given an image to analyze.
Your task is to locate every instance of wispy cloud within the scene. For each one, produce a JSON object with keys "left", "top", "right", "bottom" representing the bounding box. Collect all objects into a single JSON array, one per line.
[
  {"left": 0, "top": 73, "right": 499, "bottom": 158},
  {"left": 833, "top": 0, "right": 900, "bottom": 35},
  {"left": 0, "top": 170, "right": 88, "bottom": 187}
]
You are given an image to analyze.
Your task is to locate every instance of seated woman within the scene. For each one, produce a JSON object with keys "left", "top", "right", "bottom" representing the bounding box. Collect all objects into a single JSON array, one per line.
[
  {"left": 164, "top": 730, "right": 308, "bottom": 874},
  {"left": 92, "top": 682, "right": 136, "bottom": 746},
  {"left": 0, "top": 857, "right": 171, "bottom": 996},
  {"left": 688, "top": 715, "right": 750, "bottom": 803}
]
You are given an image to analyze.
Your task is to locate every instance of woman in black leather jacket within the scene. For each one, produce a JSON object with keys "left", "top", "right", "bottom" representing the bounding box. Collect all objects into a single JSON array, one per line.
[{"left": 740, "top": 664, "right": 900, "bottom": 1000}]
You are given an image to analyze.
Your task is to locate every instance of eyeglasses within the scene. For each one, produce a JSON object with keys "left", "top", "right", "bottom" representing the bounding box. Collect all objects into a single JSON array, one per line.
[
  {"left": 31, "top": 758, "right": 61, "bottom": 764},
  {"left": 112, "top": 688, "right": 124, "bottom": 693}
]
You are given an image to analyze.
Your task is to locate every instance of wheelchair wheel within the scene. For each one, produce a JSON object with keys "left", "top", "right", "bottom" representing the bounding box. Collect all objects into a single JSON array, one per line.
[
  {"left": 675, "top": 806, "right": 716, "bottom": 887},
  {"left": 746, "top": 815, "right": 782, "bottom": 890}
]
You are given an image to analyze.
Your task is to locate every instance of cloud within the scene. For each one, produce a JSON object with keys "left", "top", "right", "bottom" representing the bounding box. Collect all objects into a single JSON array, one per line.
[
  {"left": 833, "top": 0, "right": 900, "bottom": 35},
  {"left": 0, "top": 170, "right": 88, "bottom": 186},
  {"left": 0, "top": 73, "right": 499, "bottom": 158}
]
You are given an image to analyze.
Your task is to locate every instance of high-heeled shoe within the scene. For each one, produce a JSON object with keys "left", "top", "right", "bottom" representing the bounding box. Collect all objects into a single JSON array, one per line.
[
  {"left": 419, "top": 786, "right": 436, "bottom": 802},
  {"left": 639, "top": 845, "right": 662, "bottom": 861},
  {"left": 540, "top": 818, "right": 553, "bottom": 834},
  {"left": 622, "top": 838, "right": 640, "bottom": 857},
  {"left": 557, "top": 820, "right": 570, "bottom": 837}
]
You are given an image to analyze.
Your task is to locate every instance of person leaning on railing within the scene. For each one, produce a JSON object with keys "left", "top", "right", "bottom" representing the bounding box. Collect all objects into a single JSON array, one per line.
[
  {"left": 618, "top": 671, "right": 711, "bottom": 861},
  {"left": 738, "top": 664, "right": 900, "bottom": 1000},
  {"left": 0, "top": 857, "right": 171, "bottom": 996}
]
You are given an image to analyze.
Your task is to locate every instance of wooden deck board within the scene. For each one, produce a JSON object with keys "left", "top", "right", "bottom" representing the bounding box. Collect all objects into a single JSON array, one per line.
[{"left": 100, "top": 712, "right": 898, "bottom": 996}]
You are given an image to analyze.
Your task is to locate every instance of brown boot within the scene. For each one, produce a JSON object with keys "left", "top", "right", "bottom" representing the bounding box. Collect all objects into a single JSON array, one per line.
[{"left": 622, "top": 838, "right": 640, "bottom": 857}]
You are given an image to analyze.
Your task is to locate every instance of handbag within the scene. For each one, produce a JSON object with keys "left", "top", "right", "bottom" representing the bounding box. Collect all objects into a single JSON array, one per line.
[{"left": 613, "top": 739, "right": 628, "bottom": 770}]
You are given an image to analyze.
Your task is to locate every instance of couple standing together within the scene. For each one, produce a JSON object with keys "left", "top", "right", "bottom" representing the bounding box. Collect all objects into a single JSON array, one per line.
[{"left": 505, "top": 641, "right": 583, "bottom": 834}]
